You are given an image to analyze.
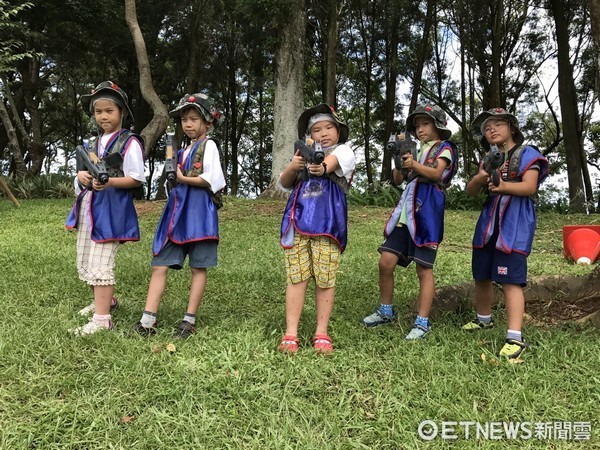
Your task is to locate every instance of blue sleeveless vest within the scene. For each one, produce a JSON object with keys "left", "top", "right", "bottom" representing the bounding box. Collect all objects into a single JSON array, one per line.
[
  {"left": 384, "top": 141, "right": 457, "bottom": 246},
  {"left": 281, "top": 176, "right": 349, "bottom": 252},
  {"left": 472, "top": 145, "right": 549, "bottom": 255},
  {"left": 65, "top": 130, "right": 142, "bottom": 243},
  {"left": 152, "top": 140, "right": 219, "bottom": 255}
]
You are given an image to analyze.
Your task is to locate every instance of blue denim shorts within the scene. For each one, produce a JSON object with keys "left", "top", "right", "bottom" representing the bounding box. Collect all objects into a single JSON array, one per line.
[
  {"left": 378, "top": 225, "right": 437, "bottom": 268},
  {"left": 152, "top": 239, "right": 218, "bottom": 269},
  {"left": 472, "top": 238, "right": 527, "bottom": 286}
]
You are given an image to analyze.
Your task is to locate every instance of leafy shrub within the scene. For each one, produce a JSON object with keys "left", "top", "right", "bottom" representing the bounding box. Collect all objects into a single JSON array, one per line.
[
  {"left": 1, "top": 174, "right": 74, "bottom": 199},
  {"left": 347, "top": 181, "right": 401, "bottom": 207}
]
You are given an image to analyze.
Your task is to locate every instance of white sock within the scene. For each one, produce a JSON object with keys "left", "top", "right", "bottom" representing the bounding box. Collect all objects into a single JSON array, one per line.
[
  {"left": 140, "top": 311, "right": 157, "bottom": 328},
  {"left": 183, "top": 313, "right": 196, "bottom": 325},
  {"left": 92, "top": 313, "right": 112, "bottom": 328},
  {"left": 507, "top": 329, "right": 522, "bottom": 341}
]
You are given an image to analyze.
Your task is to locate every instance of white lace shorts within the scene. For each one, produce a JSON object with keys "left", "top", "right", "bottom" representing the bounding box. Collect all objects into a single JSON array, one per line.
[{"left": 76, "top": 192, "right": 119, "bottom": 286}]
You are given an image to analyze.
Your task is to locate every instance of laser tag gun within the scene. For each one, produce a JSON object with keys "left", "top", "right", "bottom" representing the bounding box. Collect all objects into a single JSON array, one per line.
[
  {"left": 164, "top": 134, "right": 177, "bottom": 184},
  {"left": 75, "top": 145, "right": 123, "bottom": 185},
  {"left": 294, "top": 138, "right": 325, "bottom": 181},
  {"left": 387, "top": 132, "right": 417, "bottom": 177},
  {"left": 482, "top": 145, "right": 504, "bottom": 186}
]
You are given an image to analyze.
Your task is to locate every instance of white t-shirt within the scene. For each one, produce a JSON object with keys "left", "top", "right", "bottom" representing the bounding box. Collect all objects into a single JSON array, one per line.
[
  {"left": 181, "top": 139, "right": 226, "bottom": 194},
  {"left": 277, "top": 142, "right": 356, "bottom": 193},
  {"left": 74, "top": 131, "right": 146, "bottom": 194}
]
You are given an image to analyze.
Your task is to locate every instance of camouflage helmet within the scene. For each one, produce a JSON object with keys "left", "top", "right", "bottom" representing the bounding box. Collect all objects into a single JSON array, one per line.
[
  {"left": 169, "top": 93, "right": 224, "bottom": 127},
  {"left": 297, "top": 103, "right": 349, "bottom": 143},
  {"left": 80, "top": 81, "right": 134, "bottom": 121},
  {"left": 471, "top": 107, "right": 524, "bottom": 146},
  {"left": 406, "top": 104, "right": 452, "bottom": 141}
]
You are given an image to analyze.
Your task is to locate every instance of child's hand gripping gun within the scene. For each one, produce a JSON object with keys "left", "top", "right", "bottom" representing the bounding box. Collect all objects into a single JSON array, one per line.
[
  {"left": 76, "top": 145, "right": 123, "bottom": 185},
  {"left": 164, "top": 134, "right": 177, "bottom": 184},
  {"left": 483, "top": 146, "right": 504, "bottom": 186},
  {"left": 294, "top": 138, "right": 325, "bottom": 181},
  {"left": 387, "top": 133, "right": 417, "bottom": 178}
]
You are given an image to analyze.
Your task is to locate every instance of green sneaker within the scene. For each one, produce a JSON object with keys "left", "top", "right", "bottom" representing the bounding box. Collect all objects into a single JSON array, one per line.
[
  {"left": 499, "top": 338, "right": 529, "bottom": 359},
  {"left": 462, "top": 318, "right": 494, "bottom": 331}
]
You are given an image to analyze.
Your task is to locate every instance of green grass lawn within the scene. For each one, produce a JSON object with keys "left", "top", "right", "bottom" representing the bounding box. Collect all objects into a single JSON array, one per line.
[{"left": 0, "top": 198, "right": 598, "bottom": 449}]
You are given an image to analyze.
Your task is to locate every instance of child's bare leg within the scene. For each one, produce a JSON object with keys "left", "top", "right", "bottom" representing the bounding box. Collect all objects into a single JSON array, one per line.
[
  {"left": 315, "top": 286, "right": 335, "bottom": 335},
  {"left": 187, "top": 268, "right": 207, "bottom": 315},
  {"left": 284, "top": 279, "right": 310, "bottom": 337},
  {"left": 94, "top": 285, "right": 114, "bottom": 315},
  {"left": 415, "top": 264, "right": 434, "bottom": 317},
  {"left": 144, "top": 266, "right": 169, "bottom": 313},
  {"left": 474, "top": 279, "right": 494, "bottom": 315},
  {"left": 503, "top": 284, "right": 524, "bottom": 331},
  {"left": 379, "top": 252, "right": 399, "bottom": 304}
]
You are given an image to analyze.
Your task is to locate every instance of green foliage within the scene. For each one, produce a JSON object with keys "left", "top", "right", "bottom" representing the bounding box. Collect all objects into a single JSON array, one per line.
[
  {"left": 445, "top": 186, "right": 486, "bottom": 211},
  {"left": 347, "top": 182, "right": 401, "bottom": 207},
  {"left": 2, "top": 174, "right": 74, "bottom": 199},
  {"left": 0, "top": 1, "right": 35, "bottom": 73}
]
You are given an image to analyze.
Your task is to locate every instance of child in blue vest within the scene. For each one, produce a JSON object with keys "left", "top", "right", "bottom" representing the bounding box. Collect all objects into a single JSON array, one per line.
[
  {"left": 362, "top": 104, "right": 458, "bottom": 340},
  {"left": 133, "top": 93, "right": 225, "bottom": 339},
  {"left": 278, "top": 104, "right": 356, "bottom": 353},
  {"left": 464, "top": 107, "right": 548, "bottom": 359},
  {"left": 66, "top": 81, "right": 146, "bottom": 335}
]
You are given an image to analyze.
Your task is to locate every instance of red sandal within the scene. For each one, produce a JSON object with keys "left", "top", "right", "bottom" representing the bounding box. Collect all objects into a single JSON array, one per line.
[
  {"left": 278, "top": 335, "right": 300, "bottom": 353},
  {"left": 313, "top": 334, "right": 333, "bottom": 354}
]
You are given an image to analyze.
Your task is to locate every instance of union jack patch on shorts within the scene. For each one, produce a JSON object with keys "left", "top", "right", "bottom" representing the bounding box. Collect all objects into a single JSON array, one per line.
[{"left": 497, "top": 266, "right": 508, "bottom": 275}]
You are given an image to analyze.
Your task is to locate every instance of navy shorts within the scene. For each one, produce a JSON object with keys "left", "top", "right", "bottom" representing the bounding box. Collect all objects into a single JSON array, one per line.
[
  {"left": 472, "top": 238, "right": 527, "bottom": 286},
  {"left": 378, "top": 225, "right": 437, "bottom": 268},
  {"left": 152, "top": 239, "right": 218, "bottom": 269}
]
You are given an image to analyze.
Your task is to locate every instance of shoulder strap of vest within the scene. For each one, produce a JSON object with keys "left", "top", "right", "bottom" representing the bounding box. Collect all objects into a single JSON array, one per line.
[
  {"left": 406, "top": 141, "right": 442, "bottom": 186},
  {"left": 507, "top": 146, "right": 524, "bottom": 182}
]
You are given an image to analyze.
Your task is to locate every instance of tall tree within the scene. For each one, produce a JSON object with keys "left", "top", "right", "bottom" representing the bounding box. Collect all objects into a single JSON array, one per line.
[
  {"left": 549, "top": 0, "right": 586, "bottom": 212},
  {"left": 588, "top": 0, "right": 600, "bottom": 105},
  {"left": 124, "top": 0, "right": 169, "bottom": 154},
  {"left": 263, "top": 0, "right": 306, "bottom": 198}
]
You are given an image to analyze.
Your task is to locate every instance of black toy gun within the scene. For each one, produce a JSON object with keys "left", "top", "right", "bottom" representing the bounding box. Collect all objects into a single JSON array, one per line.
[
  {"left": 294, "top": 138, "right": 325, "bottom": 181},
  {"left": 76, "top": 145, "right": 123, "bottom": 185},
  {"left": 387, "top": 133, "right": 417, "bottom": 177},
  {"left": 164, "top": 134, "right": 177, "bottom": 183},
  {"left": 482, "top": 145, "right": 504, "bottom": 186}
]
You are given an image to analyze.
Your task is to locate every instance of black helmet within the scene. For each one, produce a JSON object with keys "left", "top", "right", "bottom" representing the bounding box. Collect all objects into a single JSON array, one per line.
[{"left": 80, "top": 81, "right": 134, "bottom": 121}]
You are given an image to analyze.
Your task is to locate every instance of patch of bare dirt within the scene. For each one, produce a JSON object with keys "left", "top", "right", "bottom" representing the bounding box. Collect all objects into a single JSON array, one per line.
[
  {"left": 433, "top": 266, "right": 600, "bottom": 327},
  {"left": 134, "top": 200, "right": 166, "bottom": 216}
]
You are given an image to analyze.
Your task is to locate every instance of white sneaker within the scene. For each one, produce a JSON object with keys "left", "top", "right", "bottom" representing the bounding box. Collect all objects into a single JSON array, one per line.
[
  {"left": 78, "top": 297, "right": 118, "bottom": 316},
  {"left": 78, "top": 302, "right": 96, "bottom": 316},
  {"left": 70, "top": 318, "right": 113, "bottom": 336}
]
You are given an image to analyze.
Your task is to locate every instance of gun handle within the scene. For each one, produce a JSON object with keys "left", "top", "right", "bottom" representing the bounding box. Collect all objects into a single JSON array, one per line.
[
  {"left": 302, "top": 166, "right": 310, "bottom": 181},
  {"left": 75, "top": 145, "right": 85, "bottom": 172},
  {"left": 491, "top": 171, "right": 500, "bottom": 187}
]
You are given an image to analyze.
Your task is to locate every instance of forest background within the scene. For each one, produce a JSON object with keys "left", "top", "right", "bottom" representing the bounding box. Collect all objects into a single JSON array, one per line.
[{"left": 1, "top": 0, "right": 600, "bottom": 212}]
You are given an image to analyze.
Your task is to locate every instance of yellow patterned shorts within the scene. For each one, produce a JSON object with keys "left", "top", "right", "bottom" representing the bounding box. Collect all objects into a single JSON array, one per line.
[{"left": 284, "top": 233, "right": 341, "bottom": 288}]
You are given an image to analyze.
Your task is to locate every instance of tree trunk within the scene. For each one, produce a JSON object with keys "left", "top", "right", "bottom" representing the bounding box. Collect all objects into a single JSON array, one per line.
[
  {"left": 124, "top": 0, "right": 169, "bottom": 155},
  {"left": 488, "top": 0, "right": 503, "bottom": 108},
  {"left": 588, "top": 0, "right": 600, "bottom": 107},
  {"left": 381, "top": 3, "right": 400, "bottom": 184},
  {"left": 0, "top": 176, "right": 20, "bottom": 207},
  {"left": 0, "top": 96, "right": 27, "bottom": 175},
  {"left": 261, "top": 0, "right": 306, "bottom": 199},
  {"left": 550, "top": 0, "right": 586, "bottom": 212},
  {"left": 19, "top": 56, "right": 45, "bottom": 176},
  {"left": 324, "top": 0, "right": 338, "bottom": 106},
  {"left": 409, "top": 0, "right": 434, "bottom": 112}
]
